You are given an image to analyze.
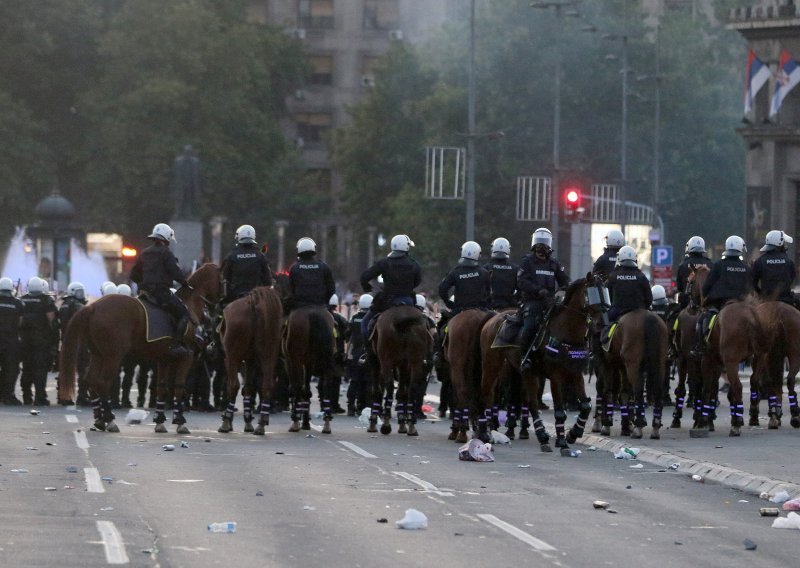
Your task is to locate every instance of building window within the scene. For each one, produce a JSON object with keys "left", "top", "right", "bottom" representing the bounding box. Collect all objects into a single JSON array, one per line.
[
  {"left": 363, "top": 0, "right": 399, "bottom": 30},
  {"left": 298, "top": 0, "right": 334, "bottom": 29},
  {"left": 295, "top": 112, "right": 333, "bottom": 144},
  {"left": 309, "top": 55, "right": 334, "bottom": 86}
]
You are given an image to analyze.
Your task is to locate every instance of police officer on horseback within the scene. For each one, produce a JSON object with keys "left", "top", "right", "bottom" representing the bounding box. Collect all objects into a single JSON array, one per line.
[
  {"left": 607, "top": 246, "right": 652, "bottom": 323},
  {"left": 438, "top": 241, "right": 491, "bottom": 315},
  {"left": 221, "top": 224, "right": 273, "bottom": 306},
  {"left": 359, "top": 234, "right": 422, "bottom": 336},
  {"left": 752, "top": 230, "right": 796, "bottom": 304},
  {"left": 483, "top": 237, "right": 519, "bottom": 310},
  {"left": 676, "top": 236, "right": 713, "bottom": 309},
  {"left": 286, "top": 237, "right": 335, "bottom": 311},
  {"left": 130, "top": 223, "right": 193, "bottom": 356},
  {"left": 518, "top": 228, "right": 569, "bottom": 373},
  {"left": 593, "top": 229, "right": 626, "bottom": 280}
]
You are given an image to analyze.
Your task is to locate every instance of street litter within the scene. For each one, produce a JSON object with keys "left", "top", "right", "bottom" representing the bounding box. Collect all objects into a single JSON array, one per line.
[
  {"left": 42, "top": 431, "right": 50, "bottom": 434},
  {"left": 738, "top": 500, "right": 749, "bottom": 503},
  {"left": 11, "top": 469, "right": 29, "bottom": 473},
  {"left": 100, "top": 507, "right": 114, "bottom": 511},
  {"left": 607, "top": 509, "right": 618, "bottom": 514},
  {"left": 782, "top": 498, "right": 800, "bottom": 511},
  {"left": 116, "top": 480, "right": 136, "bottom": 485},
  {"left": 303, "top": 505, "right": 316, "bottom": 511},
  {"left": 44, "top": 487, "right": 57, "bottom": 492},
  {"left": 63, "top": 486, "right": 75, "bottom": 490},
  {"left": 771, "top": 512, "right": 800, "bottom": 530},
  {"left": 770, "top": 490, "right": 791, "bottom": 504},
  {"left": 760, "top": 508, "right": 780, "bottom": 517},
  {"left": 743, "top": 539, "right": 757, "bottom": 551},
  {"left": 668, "top": 463, "right": 680, "bottom": 470},
  {"left": 760, "top": 492, "right": 770, "bottom": 500},
  {"left": 421, "top": 404, "right": 434, "bottom": 414},
  {"left": 691, "top": 475, "right": 704, "bottom": 483},
  {"left": 125, "top": 409, "right": 149, "bottom": 424},
  {"left": 25, "top": 447, "right": 38, "bottom": 451},
  {"left": 377, "top": 518, "right": 388, "bottom": 523},
  {"left": 458, "top": 439, "right": 494, "bottom": 462},
  {"left": 305, "top": 434, "right": 316, "bottom": 438},
  {"left": 613, "top": 447, "right": 640, "bottom": 460},
  {"left": 102, "top": 477, "right": 113, "bottom": 483},
  {"left": 587, "top": 446, "right": 598, "bottom": 451},
  {"left": 593, "top": 501, "right": 610, "bottom": 510},
  {"left": 207, "top": 522, "right": 237, "bottom": 533},
  {"left": 561, "top": 449, "right": 581, "bottom": 458},
  {"left": 66, "top": 466, "right": 79, "bottom": 473},
  {"left": 162, "top": 444, "right": 175, "bottom": 451},
  {"left": 517, "top": 465, "right": 531, "bottom": 468},
  {"left": 629, "top": 464, "right": 644, "bottom": 469},
  {"left": 396, "top": 508, "right": 428, "bottom": 530},
  {"left": 29, "top": 409, "right": 40, "bottom": 415},
  {"left": 358, "top": 408, "right": 371, "bottom": 426},
  {"left": 180, "top": 441, "right": 190, "bottom": 448},
  {"left": 256, "top": 490, "right": 264, "bottom": 496},
  {"left": 313, "top": 411, "right": 324, "bottom": 419},
  {"left": 127, "top": 463, "right": 137, "bottom": 467},
  {"left": 490, "top": 430, "right": 510, "bottom": 444},
  {"left": 45, "top": 442, "right": 56, "bottom": 446}
]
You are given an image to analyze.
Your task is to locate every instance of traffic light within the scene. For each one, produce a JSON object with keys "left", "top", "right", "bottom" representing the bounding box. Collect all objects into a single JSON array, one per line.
[{"left": 563, "top": 187, "right": 583, "bottom": 220}]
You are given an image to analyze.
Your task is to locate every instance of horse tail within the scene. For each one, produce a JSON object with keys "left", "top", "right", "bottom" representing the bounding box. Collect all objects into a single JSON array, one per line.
[
  {"left": 308, "top": 308, "right": 334, "bottom": 352},
  {"left": 394, "top": 314, "right": 425, "bottom": 333},
  {"left": 643, "top": 313, "right": 664, "bottom": 403},
  {"left": 58, "top": 305, "right": 92, "bottom": 403}
]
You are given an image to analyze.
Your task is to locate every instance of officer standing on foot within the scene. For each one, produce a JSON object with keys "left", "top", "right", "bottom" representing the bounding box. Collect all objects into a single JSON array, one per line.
[
  {"left": 0, "top": 277, "right": 24, "bottom": 405},
  {"left": 19, "top": 277, "right": 57, "bottom": 405}
]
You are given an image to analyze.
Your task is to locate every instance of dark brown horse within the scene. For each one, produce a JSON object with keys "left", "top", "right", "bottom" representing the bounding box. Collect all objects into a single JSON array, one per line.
[
  {"left": 597, "top": 309, "right": 668, "bottom": 439},
  {"left": 58, "top": 263, "right": 223, "bottom": 433},
  {"left": 753, "top": 300, "right": 800, "bottom": 429},
  {"left": 670, "top": 306, "right": 701, "bottom": 428},
  {"left": 480, "top": 277, "right": 607, "bottom": 452},
  {"left": 282, "top": 305, "right": 337, "bottom": 433},
  {"left": 217, "top": 286, "right": 283, "bottom": 435},
  {"left": 443, "top": 308, "right": 496, "bottom": 443},
  {"left": 367, "top": 305, "right": 431, "bottom": 436},
  {"left": 690, "top": 265, "right": 764, "bottom": 437}
]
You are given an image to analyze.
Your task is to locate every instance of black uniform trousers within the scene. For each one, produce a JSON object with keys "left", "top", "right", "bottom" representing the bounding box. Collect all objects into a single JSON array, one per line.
[
  {"left": 20, "top": 334, "right": 50, "bottom": 402},
  {"left": 0, "top": 338, "right": 20, "bottom": 399}
]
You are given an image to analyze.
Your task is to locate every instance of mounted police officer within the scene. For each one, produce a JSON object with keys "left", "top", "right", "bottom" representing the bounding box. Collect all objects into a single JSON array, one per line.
[
  {"left": 58, "top": 281, "right": 89, "bottom": 405},
  {"left": 438, "top": 241, "right": 491, "bottom": 314},
  {"left": 606, "top": 246, "right": 652, "bottom": 323},
  {"left": 359, "top": 234, "right": 422, "bottom": 336},
  {"left": 221, "top": 224, "right": 273, "bottom": 307},
  {"left": 752, "top": 230, "right": 796, "bottom": 304},
  {"left": 0, "top": 277, "right": 24, "bottom": 405},
  {"left": 346, "top": 293, "right": 372, "bottom": 416},
  {"left": 286, "top": 237, "right": 335, "bottom": 311},
  {"left": 19, "top": 277, "right": 57, "bottom": 405},
  {"left": 518, "top": 228, "right": 569, "bottom": 372},
  {"left": 676, "top": 236, "right": 713, "bottom": 309},
  {"left": 592, "top": 229, "right": 626, "bottom": 280},
  {"left": 130, "top": 222, "right": 193, "bottom": 356},
  {"left": 483, "top": 237, "right": 519, "bottom": 310}
]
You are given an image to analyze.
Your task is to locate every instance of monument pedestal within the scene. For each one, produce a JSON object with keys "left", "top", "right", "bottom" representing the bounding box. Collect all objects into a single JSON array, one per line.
[{"left": 170, "top": 219, "right": 203, "bottom": 273}]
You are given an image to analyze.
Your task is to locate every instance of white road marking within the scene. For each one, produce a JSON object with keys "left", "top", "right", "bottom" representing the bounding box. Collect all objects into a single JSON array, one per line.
[
  {"left": 424, "top": 394, "right": 441, "bottom": 404},
  {"left": 167, "top": 479, "right": 204, "bottom": 483},
  {"left": 392, "top": 471, "right": 454, "bottom": 497},
  {"left": 338, "top": 441, "right": 377, "bottom": 459},
  {"left": 75, "top": 430, "right": 90, "bottom": 450},
  {"left": 477, "top": 514, "right": 557, "bottom": 552},
  {"left": 66, "top": 415, "right": 79, "bottom": 423},
  {"left": 96, "top": 521, "right": 130, "bottom": 564},
  {"left": 85, "top": 468, "right": 106, "bottom": 493}
]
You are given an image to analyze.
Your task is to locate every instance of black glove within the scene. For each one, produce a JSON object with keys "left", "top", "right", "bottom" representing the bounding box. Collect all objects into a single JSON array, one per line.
[{"left": 537, "top": 288, "right": 550, "bottom": 300}]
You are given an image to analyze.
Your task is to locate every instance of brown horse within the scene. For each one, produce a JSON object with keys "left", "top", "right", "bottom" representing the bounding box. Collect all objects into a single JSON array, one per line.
[
  {"left": 752, "top": 300, "right": 800, "bottom": 429},
  {"left": 670, "top": 295, "right": 702, "bottom": 429},
  {"left": 217, "top": 286, "right": 283, "bottom": 435},
  {"left": 597, "top": 309, "right": 668, "bottom": 439},
  {"left": 690, "top": 265, "right": 764, "bottom": 437},
  {"left": 58, "top": 263, "right": 223, "bottom": 433},
  {"left": 282, "top": 305, "right": 337, "bottom": 433},
  {"left": 443, "top": 308, "right": 496, "bottom": 443},
  {"left": 480, "top": 276, "right": 607, "bottom": 452},
  {"left": 368, "top": 305, "right": 430, "bottom": 436}
]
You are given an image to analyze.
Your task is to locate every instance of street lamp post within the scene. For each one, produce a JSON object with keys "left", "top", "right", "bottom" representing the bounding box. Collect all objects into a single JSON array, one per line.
[{"left": 465, "top": 0, "right": 476, "bottom": 242}]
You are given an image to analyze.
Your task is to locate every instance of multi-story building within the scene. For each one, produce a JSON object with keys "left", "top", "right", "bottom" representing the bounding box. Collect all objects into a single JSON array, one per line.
[{"left": 247, "top": 0, "right": 458, "bottom": 283}]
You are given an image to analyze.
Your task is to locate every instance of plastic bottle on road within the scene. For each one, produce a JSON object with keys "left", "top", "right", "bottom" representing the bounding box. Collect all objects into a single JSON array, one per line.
[{"left": 208, "top": 522, "right": 237, "bottom": 533}]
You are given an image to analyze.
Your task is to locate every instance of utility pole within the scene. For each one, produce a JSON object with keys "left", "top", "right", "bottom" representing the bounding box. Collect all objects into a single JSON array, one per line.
[
  {"left": 465, "top": 0, "right": 476, "bottom": 242},
  {"left": 621, "top": 33, "right": 629, "bottom": 236}
]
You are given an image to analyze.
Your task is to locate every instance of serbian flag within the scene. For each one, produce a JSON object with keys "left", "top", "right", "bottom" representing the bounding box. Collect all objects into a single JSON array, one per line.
[
  {"left": 744, "top": 50, "right": 770, "bottom": 114},
  {"left": 770, "top": 50, "right": 800, "bottom": 117}
]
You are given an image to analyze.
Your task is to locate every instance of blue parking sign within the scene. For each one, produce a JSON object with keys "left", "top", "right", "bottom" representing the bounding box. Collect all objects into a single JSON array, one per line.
[{"left": 652, "top": 245, "right": 673, "bottom": 267}]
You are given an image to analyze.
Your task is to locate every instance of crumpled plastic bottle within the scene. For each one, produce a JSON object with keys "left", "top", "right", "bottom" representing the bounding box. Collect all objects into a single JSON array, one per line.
[
  {"left": 396, "top": 509, "right": 427, "bottom": 530},
  {"left": 208, "top": 522, "right": 237, "bottom": 533}
]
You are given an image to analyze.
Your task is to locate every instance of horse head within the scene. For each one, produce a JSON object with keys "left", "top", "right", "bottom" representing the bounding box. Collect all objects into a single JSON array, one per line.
[
  {"left": 688, "top": 264, "right": 710, "bottom": 306},
  {"left": 180, "top": 263, "right": 223, "bottom": 316}
]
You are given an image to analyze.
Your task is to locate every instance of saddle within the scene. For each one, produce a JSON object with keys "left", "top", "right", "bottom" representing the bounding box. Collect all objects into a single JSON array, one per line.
[
  {"left": 491, "top": 313, "right": 522, "bottom": 348},
  {"left": 136, "top": 296, "right": 175, "bottom": 343}
]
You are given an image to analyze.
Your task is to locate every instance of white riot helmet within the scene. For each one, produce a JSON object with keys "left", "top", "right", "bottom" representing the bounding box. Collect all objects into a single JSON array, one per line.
[
  {"left": 605, "top": 229, "right": 626, "bottom": 248},
  {"left": 390, "top": 234, "right": 415, "bottom": 252},
  {"left": 102, "top": 282, "right": 119, "bottom": 296},
  {"left": 358, "top": 293, "right": 373, "bottom": 310},
  {"left": 66, "top": 281, "right": 85, "bottom": 300},
  {"left": 297, "top": 237, "right": 316, "bottom": 254},
  {"left": 235, "top": 224, "right": 256, "bottom": 244},
  {"left": 416, "top": 294, "right": 427, "bottom": 310},
  {"left": 329, "top": 293, "right": 339, "bottom": 306},
  {"left": 490, "top": 237, "right": 510, "bottom": 259},
  {"left": 27, "top": 277, "right": 45, "bottom": 295},
  {"left": 0, "top": 277, "right": 13, "bottom": 292},
  {"left": 761, "top": 229, "right": 793, "bottom": 252},
  {"left": 461, "top": 241, "right": 481, "bottom": 261},
  {"left": 148, "top": 222, "right": 175, "bottom": 243},
  {"left": 723, "top": 235, "right": 746, "bottom": 258},
  {"left": 531, "top": 228, "right": 553, "bottom": 250},
  {"left": 685, "top": 236, "right": 706, "bottom": 254},
  {"left": 651, "top": 285, "right": 668, "bottom": 306},
  {"left": 617, "top": 245, "right": 638, "bottom": 268},
  {"left": 41, "top": 280, "right": 50, "bottom": 293},
  {"left": 117, "top": 284, "right": 132, "bottom": 296}
]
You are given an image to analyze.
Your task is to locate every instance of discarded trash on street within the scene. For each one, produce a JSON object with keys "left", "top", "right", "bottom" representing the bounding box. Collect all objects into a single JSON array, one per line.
[
  {"left": 102, "top": 477, "right": 113, "bottom": 484},
  {"left": 25, "top": 447, "right": 38, "bottom": 451},
  {"left": 396, "top": 508, "right": 428, "bottom": 530},
  {"left": 66, "top": 466, "right": 78, "bottom": 473},
  {"left": 180, "top": 441, "right": 190, "bottom": 448},
  {"left": 782, "top": 498, "right": 800, "bottom": 511},
  {"left": 517, "top": 464, "right": 531, "bottom": 468},
  {"left": 743, "top": 539, "right": 757, "bottom": 551},
  {"left": 358, "top": 407, "right": 371, "bottom": 426},
  {"left": 29, "top": 409, "right": 40, "bottom": 415},
  {"left": 303, "top": 505, "right": 316, "bottom": 511},
  {"left": 668, "top": 463, "right": 680, "bottom": 470},
  {"left": 458, "top": 439, "right": 494, "bottom": 462},
  {"left": 125, "top": 409, "right": 149, "bottom": 424},
  {"left": 561, "top": 449, "right": 581, "bottom": 458},
  {"left": 490, "top": 430, "right": 510, "bottom": 444},
  {"left": 770, "top": 490, "right": 791, "bottom": 504},
  {"left": 613, "top": 447, "right": 640, "bottom": 460},
  {"left": 760, "top": 508, "right": 780, "bottom": 517},
  {"left": 208, "top": 522, "right": 237, "bottom": 533},
  {"left": 691, "top": 475, "right": 704, "bottom": 483},
  {"left": 11, "top": 469, "right": 29, "bottom": 473},
  {"left": 162, "top": 444, "right": 175, "bottom": 451},
  {"left": 587, "top": 446, "right": 598, "bottom": 451},
  {"left": 593, "top": 501, "right": 610, "bottom": 510},
  {"left": 771, "top": 512, "right": 800, "bottom": 530},
  {"left": 629, "top": 463, "right": 643, "bottom": 469},
  {"left": 377, "top": 518, "right": 388, "bottom": 523},
  {"left": 44, "top": 487, "right": 57, "bottom": 491}
]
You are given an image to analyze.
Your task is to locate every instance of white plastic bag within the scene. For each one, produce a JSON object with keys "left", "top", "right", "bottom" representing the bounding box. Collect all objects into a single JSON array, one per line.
[
  {"left": 125, "top": 409, "right": 149, "bottom": 424},
  {"left": 770, "top": 490, "right": 791, "bottom": 504},
  {"left": 490, "top": 430, "right": 510, "bottom": 444},
  {"left": 396, "top": 508, "right": 428, "bottom": 530},
  {"left": 458, "top": 438, "right": 494, "bottom": 462},
  {"left": 772, "top": 512, "right": 800, "bottom": 530},
  {"left": 613, "top": 447, "right": 640, "bottom": 460},
  {"left": 358, "top": 407, "right": 371, "bottom": 426}
]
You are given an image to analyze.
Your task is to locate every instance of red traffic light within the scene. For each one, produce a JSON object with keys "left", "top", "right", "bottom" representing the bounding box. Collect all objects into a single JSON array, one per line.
[
  {"left": 121, "top": 246, "right": 138, "bottom": 258},
  {"left": 566, "top": 190, "right": 580, "bottom": 204}
]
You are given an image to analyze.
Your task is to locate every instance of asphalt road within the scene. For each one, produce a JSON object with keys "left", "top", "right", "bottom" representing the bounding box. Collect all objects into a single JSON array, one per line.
[{"left": 1, "top": 374, "right": 798, "bottom": 567}]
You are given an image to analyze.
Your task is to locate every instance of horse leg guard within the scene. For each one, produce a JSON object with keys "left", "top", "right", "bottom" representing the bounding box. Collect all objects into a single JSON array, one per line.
[
  {"left": 620, "top": 404, "right": 632, "bottom": 437},
  {"left": 173, "top": 400, "right": 190, "bottom": 434},
  {"left": 789, "top": 394, "right": 800, "bottom": 428},
  {"left": 242, "top": 396, "right": 254, "bottom": 433},
  {"left": 749, "top": 390, "right": 761, "bottom": 426},
  {"left": 253, "top": 402, "right": 270, "bottom": 436},
  {"left": 102, "top": 400, "right": 119, "bottom": 433},
  {"left": 300, "top": 401, "right": 311, "bottom": 430},
  {"left": 672, "top": 388, "right": 685, "bottom": 428},
  {"left": 288, "top": 400, "right": 301, "bottom": 432},
  {"left": 519, "top": 406, "right": 530, "bottom": 439},
  {"left": 396, "top": 402, "right": 407, "bottom": 434},
  {"left": 154, "top": 401, "right": 168, "bottom": 433},
  {"left": 729, "top": 403, "right": 744, "bottom": 436},
  {"left": 505, "top": 409, "right": 517, "bottom": 440},
  {"left": 767, "top": 396, "right": 781, "bottom": 429},
  {"left": 650, "top": 406, "right": 662, "bottom": 440},
  {"left": 591, "top": 396, "right": 603, "bottom": 433},
  {"left": 533, "top": 418, "right": 551, "bottom": 452},
  {"left": 448, "top": 409, "right": 461, "bottom": 441},
  {"left": 477, "top": 410, "right": 491, "bottom": 443},
  {"left": 219, "top": 401, "right": 236, "bottom": 433},
  {"left": 567, "top": 400, "right": 591, "bottom": 444},
  {"left": 92, "top": 398, "right": 106, "bottom": 431},
  {"left": 600, "top": 402, "right": 614, "bottom": 436},
  {"left": 367, "top": 402, "right": 380, "bottom": 433},
  {"left": 491, "top": 405, "right": 500, "bottom": 431},
  {"left": 455, "top": 407, "right": 469, "bottom": 444},
  {"left": 553, "top": 409, "right": 568, "bottom": 448}
]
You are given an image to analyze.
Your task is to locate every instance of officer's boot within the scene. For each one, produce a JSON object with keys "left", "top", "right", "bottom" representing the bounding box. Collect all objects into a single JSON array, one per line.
[
  {"left": 690, "top": 310, "right": 712, "bottom": 358},
  {"left": 169, "top": 317, "right": 192, "bottom": 357},
  {"left": 519, "top": 326, "right": 537, "bottom": 373},
  {"left": 33, "top": 371, "right": 49, "bottom": 406}
]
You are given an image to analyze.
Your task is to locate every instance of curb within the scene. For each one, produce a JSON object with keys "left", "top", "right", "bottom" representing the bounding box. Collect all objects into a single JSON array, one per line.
[{"left": 575, "top": 433, "right": 800, "bottom": 499}]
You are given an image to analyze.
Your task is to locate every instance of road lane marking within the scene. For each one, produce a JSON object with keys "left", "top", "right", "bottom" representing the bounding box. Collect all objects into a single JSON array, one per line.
[
  {"left": 85, "top": 468, "right": 106, "bottom": 493},
  {"left": 477, "top": 514, "right": 556, "bottom": 552},
  {"left": 338, "top": 441, "right": 377, "bottom": 458},
  {"left": 66, "top": 415, "right": 79, "bottom": 423},
  {"left": 96, "top": 521, "right": 129, "bottom": 564},
  {"left": 75, "top": 430, "right": 90, "bottom": 450},
  {"left": 392, "top": 471, "right": 454, "bottom": 497}
]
